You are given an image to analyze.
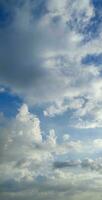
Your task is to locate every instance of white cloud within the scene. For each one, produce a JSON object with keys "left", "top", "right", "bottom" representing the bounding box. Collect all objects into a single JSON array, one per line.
[
  {"left": 0, "top": 104, "right": 85, "bottom": 169},
  {"left": 1, "top": 104, "right": 102, "bottom": 199},
  {"left": 63, "top": 134, "right": 70, "bottom": 142},
  {"left": 16, "top": 104, "right": 42, "bottom": 144},
  {"left": 93, "top": 139, "right": 102, "bottom": 149},
  {"left": 46, "top": 129, "right": 57, "bottom": 147},
  {"left": 0, "top": 87, "right": 5, "bottom": 93},
  {"left": 44, "top": 98, "right": 85, "bottom": 117}
]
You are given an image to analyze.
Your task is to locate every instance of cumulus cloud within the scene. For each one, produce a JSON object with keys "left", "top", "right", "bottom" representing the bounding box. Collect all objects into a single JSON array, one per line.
[
  {"left": 1, "top": 104, "right": 84, "bottom": 165},
  {"left": 0, "top": 104, "right": 102, "bottom": 199}
]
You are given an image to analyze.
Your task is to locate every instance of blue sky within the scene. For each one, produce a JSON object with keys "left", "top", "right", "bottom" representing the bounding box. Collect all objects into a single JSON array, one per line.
[{"left": 0, "top": 1, "right": 102, "bottom": 200}]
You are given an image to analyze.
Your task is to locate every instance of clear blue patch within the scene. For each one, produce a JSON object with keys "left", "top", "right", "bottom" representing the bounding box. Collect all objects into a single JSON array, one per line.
[
  {"left": 31, "top": 0, "right": 48, "bottom": 20},
  {"left": 0, "top": 90, "right": 22, "bottom": 118},
  {"left": 83, "top": 17, "right": 102, "bottom": 41},
  {"left": 92, "top": 0, "right": 102, "bottom": 9},
  {"left": 0, "top": 2, "right": 14, "bottom": 27},
  {"left": 82, "top": 53, "right": 102, "bottom": 66}
]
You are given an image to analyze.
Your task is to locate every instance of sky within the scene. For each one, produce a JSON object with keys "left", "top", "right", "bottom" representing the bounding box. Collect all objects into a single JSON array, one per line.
[{"left": 0, "top": 0, "right": 102, "bottom": 199}]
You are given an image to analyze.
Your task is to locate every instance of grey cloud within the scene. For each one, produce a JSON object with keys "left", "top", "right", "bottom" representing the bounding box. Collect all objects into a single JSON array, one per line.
[
  {"left": 1, "top": 174, "right": 102, "bottom": 200},
  {"left": 54, "top": 160, "right": 81, "bottom": 169},
  {"left": 0, "top": 0, "right": 96, "bottom": 106},
  {"left": 53, "top": 158, "right": 102, "bottom": 173},
  {"left": 1, "top": 0, "right": 102, "bottom": 129}
]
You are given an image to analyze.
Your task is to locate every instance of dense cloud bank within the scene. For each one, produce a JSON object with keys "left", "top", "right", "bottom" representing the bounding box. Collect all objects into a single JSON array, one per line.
[{"left": 0, "top": 0, "right": 102, "bottom": 127}]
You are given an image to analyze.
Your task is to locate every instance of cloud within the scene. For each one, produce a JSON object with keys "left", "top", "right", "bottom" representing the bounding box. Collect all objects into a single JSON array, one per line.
[
  {"left": 54, "top": 159, "right": 81, "bottom": 169},
  {"left": 54, "top": 157, "right": 102, "bottom": 173},
  {"left": 1, "top": 1, "right": 102, "bottom": 199},
  {"left": 0, "top": 87, "right": 5, "bottom": 93},
  {"left": 0, "top": 104, "right": 96, "bottom": 174},
  {"left": 0, "top": 104, "right": 102, "bottom": 199},
  {"left": 93, "top": 139, "right": 102, "bottom": 149},
  {"left": 45, "top": 129, "right": 57, "bottom": 146},
  {"left": 0, "top": 0, "right": 102, "bottom": 128},
  {"left": 63, "top": 134, "right": 70, "bottom": 142}
]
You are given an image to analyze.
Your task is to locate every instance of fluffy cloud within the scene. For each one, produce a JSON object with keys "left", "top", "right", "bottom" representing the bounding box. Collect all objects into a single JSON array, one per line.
[
  {"left": 16, "top": 104, "right": 42, "bottom": 143},
  {"left": 0, "top": 104, "right": 102, "bottom": 199},
  {"left": 1, "top": 104, "right": 84, "bottom": 165}
]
